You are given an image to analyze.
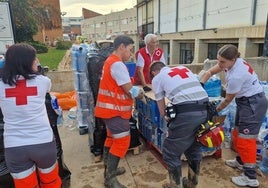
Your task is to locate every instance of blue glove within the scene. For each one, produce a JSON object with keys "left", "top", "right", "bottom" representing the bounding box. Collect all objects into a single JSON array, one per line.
[{"left": 129, "top": 86, "right": 141, "bottom": 98}]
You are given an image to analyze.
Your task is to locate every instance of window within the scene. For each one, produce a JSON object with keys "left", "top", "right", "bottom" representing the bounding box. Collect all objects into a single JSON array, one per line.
[
  {"left": 121, "top": 19, "right": 128, "bottom": 24},
  {"left": 208, "top": 43, "right": 238, "bottom": 60},
  {"left": 107, "top": 21, "right": 113, "bottom": 26},
  {"left": 258, "top": 43, "right": 264, "bottom": 56},
  {"left": 147, "top": 1, "right": 153, "bottom": 23},
  {"left": 180, "top": 43, "right": 194, "bottom": 64}
]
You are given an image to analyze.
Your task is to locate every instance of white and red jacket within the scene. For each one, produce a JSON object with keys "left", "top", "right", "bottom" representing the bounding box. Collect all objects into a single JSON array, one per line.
[{"left": 0, "top": 75, "right": 53, "bottom": 148}]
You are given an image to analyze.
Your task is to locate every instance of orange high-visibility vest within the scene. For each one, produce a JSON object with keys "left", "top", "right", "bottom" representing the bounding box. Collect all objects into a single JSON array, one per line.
[{"left": 95, "top": 54, "right": 133, "bottom": 119}]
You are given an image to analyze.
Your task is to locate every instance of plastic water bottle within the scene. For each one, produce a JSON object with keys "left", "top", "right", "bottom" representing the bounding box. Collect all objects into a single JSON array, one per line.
[
  {"left": 261, "top": 81, "right": 268, "bottom": 99},
  {"left": 258, "top": 118, "right": 268, "bottom": 142},
  {"left": 50, "top": 95, "right": 63, "bottom": 125},
  {"left": 204, "top": 75, "right": 221, "bottom": 97},
  {"left": 223, "top": 117, "right": 231, "bottom": 148},
  {"left": 71, "top": 44, "right": 88, "bottom": 71},
  {"left": 51, "top": 96, "right": 59, "bottom": 109},
  {"left": 256, "top": 141, "right": 264, "bottom": 164},
  {"left": 0, "top": 59, "right": 5, "bottom": 68},
  {"left": 259, "top": 142, "right": 268, "bottom": 174},
  {"left": 51, "top": 96, "right": 62, "bottom": 115}
]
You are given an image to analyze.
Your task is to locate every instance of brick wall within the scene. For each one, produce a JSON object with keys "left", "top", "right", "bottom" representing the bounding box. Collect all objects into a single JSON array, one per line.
[
  {"left": 82, "top": 8, "right": 102, "bottom": 19},
  {"left": 33, "top": 0, "right": 63, "bottom": 43}
]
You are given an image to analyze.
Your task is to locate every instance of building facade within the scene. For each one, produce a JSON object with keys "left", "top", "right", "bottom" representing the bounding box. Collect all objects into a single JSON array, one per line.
[
  {"left": 33, "top": 0, "right": 63, "bottom": 44},
  {"left": 62, "top": 9, "right": 103, "bottom": 41},
  {"left": 81, "top": 8, "right": 137, "bottom": 42},
  {"left": 137, "top": 0, "right": 268, "bottom": 64},
  {"left": 62, "top": 17, "right": 83, "bottom": 39}
]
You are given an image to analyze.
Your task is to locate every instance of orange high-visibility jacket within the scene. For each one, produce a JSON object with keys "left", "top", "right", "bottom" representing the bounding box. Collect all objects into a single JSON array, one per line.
[{"left": 94, "top": 54, "right": 133, "bottom": 119}]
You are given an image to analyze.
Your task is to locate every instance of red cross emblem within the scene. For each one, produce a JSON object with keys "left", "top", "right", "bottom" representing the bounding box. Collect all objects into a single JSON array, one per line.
[
  {"left": 243, "top": 61, "right": 253, "bottom": 74},
  {"left": 5, "top": 79, "right": 37, "bottom": 105},
  {"left": 168, "top": 67, "right": 189, "bottom": 78}
]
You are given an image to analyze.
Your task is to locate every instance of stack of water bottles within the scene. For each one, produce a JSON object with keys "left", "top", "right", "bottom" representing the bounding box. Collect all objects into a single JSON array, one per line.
[
  {"left": 258, "top": 81, "right": 268, "bottom": 173},
  {"left": 71, "top": 43, "right": 92, "bottom": 135},
  {"left": 217, "top": 99, "right": 237, "bottom": 148}
]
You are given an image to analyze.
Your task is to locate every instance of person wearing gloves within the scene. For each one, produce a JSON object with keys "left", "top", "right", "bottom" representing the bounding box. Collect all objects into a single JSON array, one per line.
[
  {"left": 150, "top": 61, "right": 208, "bottom": 188},
  {"left": 200, "top": 44, "right": 268, "bottom": 187},
  {"left": 94, "top": 35, "right": 144, "bottom": 188},
  {"left": 133, "top": 33, "right": 166, "bottom": 92}
]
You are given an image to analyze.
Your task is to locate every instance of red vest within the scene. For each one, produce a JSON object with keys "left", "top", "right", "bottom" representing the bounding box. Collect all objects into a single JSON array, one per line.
[
  {"left": 134, "top": 47, "right": 163, "bottom": 84},
  {"left": 94, "top": 54, "right": 133, "bottom": 119}
]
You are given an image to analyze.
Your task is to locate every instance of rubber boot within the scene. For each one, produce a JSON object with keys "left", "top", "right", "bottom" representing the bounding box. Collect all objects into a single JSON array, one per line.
[
  {"left": 182, "top": 160, "right": 200, "bottom": 188},
  {"left": 0, "top": 173, "right": 15, "bottom": 188},
  {"left": 105, "top": 153, "right": 126, "bottom": 188},
  {"left": 162, "top": 168, "right": 182, "bottom": 188},
  {"left": 103, "top": 147, "right": 126, "bottom": 179}
]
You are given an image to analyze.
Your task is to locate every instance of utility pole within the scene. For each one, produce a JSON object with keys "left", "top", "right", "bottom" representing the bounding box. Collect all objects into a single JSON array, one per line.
[{"left": 263, "top": 13, "right": 268, "bottom": 57}]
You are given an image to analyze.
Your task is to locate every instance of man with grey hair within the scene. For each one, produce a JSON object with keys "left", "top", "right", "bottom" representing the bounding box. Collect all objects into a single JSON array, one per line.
[{"left": 133, "top": 33, "right": 166, "bottom": 92}]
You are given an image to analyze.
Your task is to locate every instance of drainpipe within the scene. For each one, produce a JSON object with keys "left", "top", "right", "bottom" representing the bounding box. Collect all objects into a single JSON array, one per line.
[
  {"left": 176, "top": 0, "right": 179, "bottom": 32},
  {"left": 263, "top": 13, "right": 268, "bottom": 57},
  {"left": 251, "top": 0, "right": 257, "bottom": 25},
  {"left": 158, "top": 0, "right": 160, "bottom": 34},
  {"left": 203, "top": 0, "right": 207, "bottom": 30},
  {"left": 146, "top": 1, "right": 148, "bottom": 33}
]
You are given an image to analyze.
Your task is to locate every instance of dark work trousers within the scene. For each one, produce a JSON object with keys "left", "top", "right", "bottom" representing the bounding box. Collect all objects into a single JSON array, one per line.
[
  {"left": 235, "top": 92, "right": 268, "bottom": 179},
  {"left": 162, "top": 109, "right": 207, "bottom": 170}
]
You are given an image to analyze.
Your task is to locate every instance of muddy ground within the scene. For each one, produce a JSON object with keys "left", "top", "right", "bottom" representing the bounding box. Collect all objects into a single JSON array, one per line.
[{"left": 58, "top": 112, "right": 268, "bottom": 188}]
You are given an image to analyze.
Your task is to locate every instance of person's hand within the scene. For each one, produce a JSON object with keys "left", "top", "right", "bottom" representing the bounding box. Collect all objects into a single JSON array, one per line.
[
  {"left": 137, "top": 88, "right": 144, "bottom": 99},
  {"left": 136, "top": 88, "right": 147, "bottom": 104},
  {"left": 143, "top": 85, "right": 152, "bottom": 92}
]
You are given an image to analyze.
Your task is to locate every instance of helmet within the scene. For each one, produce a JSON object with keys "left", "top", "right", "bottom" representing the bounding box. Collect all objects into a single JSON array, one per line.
[{"left": 197, "top": 122, "right": 225, "bottom": 148}]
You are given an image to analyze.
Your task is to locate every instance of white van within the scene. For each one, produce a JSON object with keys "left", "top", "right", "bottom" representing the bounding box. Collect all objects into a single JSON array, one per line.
[{"left": 63, "top": 34, "right": 71, "bottom": 41}]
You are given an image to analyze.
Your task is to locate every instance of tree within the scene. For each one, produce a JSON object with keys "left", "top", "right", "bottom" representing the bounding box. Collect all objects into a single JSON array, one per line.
[{"left": 0, "top": 0, "right": 62, "bottom": 42}]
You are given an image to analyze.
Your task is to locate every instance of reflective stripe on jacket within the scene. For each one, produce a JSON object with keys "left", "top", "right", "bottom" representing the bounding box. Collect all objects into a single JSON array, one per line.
[{"left": 94, "top": 54, "right": 133, "bottom": 119}]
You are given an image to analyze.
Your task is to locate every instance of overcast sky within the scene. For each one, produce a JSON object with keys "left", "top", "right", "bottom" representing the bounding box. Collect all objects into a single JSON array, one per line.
[{"left": 59, "top": 0, "right": 136, "bottom": 17}]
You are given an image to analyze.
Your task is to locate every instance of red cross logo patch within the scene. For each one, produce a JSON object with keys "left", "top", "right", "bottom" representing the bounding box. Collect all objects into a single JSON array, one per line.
[
  {"left": 243, "top": 61, "right": 253, "bottom": 74},
  {"left": 168, "top": 67, "right": 189, "bottom": 79},
  {"left": 5, "top": 79, "right": 37, "bottom": 105}
]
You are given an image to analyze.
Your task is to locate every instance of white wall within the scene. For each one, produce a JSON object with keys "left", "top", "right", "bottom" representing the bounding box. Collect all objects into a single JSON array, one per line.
[
  {"left": 155, "top": 0, "right": 268, "bottom": 34},
  {"left": 206, "top": 0, "right": 252, "bottom": 28},
  {"left": 159, "top": 0, "right": 177, "bottom": 33},
  {"left": 153, "top": 0, "right": 159, "bottom": 33},
  {"left": 177, "top": 0, "right": 204, "bottom": 31},
  {"left": 255, "top": 0, "right": 268, "bottom": 25}
]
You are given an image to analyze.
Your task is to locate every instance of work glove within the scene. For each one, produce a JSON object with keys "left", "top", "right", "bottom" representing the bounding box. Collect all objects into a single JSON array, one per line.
[
  {"left": 143, "top": 85, "right": 152, "bottom": 92},
  {"left": 129, "top": 86, "right": 141, "bottom": 98}
]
